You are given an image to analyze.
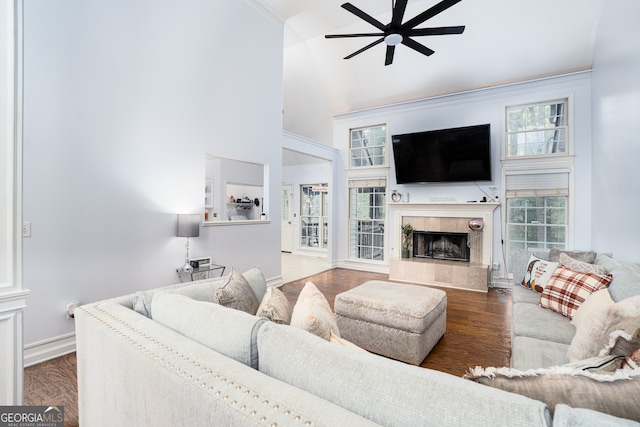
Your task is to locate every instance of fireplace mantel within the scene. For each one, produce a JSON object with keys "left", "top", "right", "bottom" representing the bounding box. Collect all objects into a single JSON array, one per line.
[{"left": 389, "top": 202, "right": 499, "bottom": 292}]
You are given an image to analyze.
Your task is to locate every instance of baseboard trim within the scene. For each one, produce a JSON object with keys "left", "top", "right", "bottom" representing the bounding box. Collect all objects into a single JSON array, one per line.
[
  {"left": 24, "top": 333, "right": 76, "bottom": 367},
  {"left": 335, "top": 260, "right": 390, "bottom": 274},
  {"left": 490, "top": 277, "right": 512, "bottom": 289}
]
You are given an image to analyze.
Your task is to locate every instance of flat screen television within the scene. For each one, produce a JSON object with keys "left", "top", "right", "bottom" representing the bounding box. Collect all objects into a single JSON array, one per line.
[{"left": 392, "top": 124, "right": 491, "bottom": 184}]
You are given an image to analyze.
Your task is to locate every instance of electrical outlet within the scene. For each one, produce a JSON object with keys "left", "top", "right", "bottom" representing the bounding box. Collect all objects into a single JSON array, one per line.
[
  {"left": 66, "top": 302, "right": 80, "bottom": 319},
  {"left": 22, "top": 222, "right": 31, "bottom": 237},
  {"left": 492, "top": 261, "right": 500, "bottom": 271}
]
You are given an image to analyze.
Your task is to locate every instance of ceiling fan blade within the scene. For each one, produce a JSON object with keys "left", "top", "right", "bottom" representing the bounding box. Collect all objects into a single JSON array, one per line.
[
  {"left": 385, "top": 45, "right": 396, "bottom": 66},
  {"left": 325, "top": 33, "right": 385, "bottom": 39},
  {"left": 344, "top": 38, "right": 384, "bottom": 60},
  {"left": 401, "top": 38, "right": 435, "bottom": 56},
  {"left": 342, "top": 3, "right": 387, "bottom": 31},
  {"left": 407, "top": 26, "right": 465, "bottom": 36},
  {"left": 402, "top": 0, "right": 462, "bottom": 30},
  {"left": 391, "top": 0, "right": 408, "bottom": 28}
]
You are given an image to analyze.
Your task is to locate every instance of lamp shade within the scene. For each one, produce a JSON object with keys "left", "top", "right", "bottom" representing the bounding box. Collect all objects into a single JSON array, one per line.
[{"left": 177, "top": 214, "right": 200, "bottom": 238}]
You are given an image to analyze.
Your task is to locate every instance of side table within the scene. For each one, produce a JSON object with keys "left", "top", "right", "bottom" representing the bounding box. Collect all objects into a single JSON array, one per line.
[{"left": 176, "top": 264, "right": 226, "bottom": 283}]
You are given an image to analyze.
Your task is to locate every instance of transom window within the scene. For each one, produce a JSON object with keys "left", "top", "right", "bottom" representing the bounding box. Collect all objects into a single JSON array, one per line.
[
  {"left": 350, "top": 125, "right": 387, "bottom": 167},
  {"left": 506, "top": 99, "right": 568, "bottom": 158}
]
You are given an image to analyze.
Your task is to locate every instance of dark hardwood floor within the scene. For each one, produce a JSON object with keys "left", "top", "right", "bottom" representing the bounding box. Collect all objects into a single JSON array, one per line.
[
  {"left": 280, "top": 268, "right": 512, "bottom": 375},
  {"left": 23, "top": 267, "right": 511, "bottom": 427}
]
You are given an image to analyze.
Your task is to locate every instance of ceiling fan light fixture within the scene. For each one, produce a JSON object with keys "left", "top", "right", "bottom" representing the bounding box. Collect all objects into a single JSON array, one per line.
[{"left": 384, "top": 33, "right": 403, "bottom": 46}]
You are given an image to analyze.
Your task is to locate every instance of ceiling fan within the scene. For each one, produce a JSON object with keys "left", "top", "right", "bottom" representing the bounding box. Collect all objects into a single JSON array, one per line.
[{"left": 325, "top": 0, "right": 465, "bottom": 66}]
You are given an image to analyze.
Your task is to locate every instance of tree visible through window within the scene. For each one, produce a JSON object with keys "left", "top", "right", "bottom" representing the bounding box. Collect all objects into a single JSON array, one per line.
[
  {"left": 349, "top": 184, "right": 386, "bottom": 261},
  {"left": 506, "top": 100, "right": 568, "bottom": 158},
  {"left": 350, "top": 125, "right": 387, "bottom": 167},
  {"left": 506, "top": 196, "right": 567, "bottom": 254}
]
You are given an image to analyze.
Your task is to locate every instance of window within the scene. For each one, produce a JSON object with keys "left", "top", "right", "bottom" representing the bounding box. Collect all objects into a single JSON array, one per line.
[
  {"left": 348, "top": 179, "right": 386, "bottom": 261},
  {"left": 350, "top": 125, "right": 387, "bottom": 167},
  {"left": 505, "top": 172, "right": 569, "bottom": 270},
  {"left": 506, "top": 99, "right": 568, "bottom": 158},
  {"left": 300, "top": 185, "right": 329, "bottom": 249}
]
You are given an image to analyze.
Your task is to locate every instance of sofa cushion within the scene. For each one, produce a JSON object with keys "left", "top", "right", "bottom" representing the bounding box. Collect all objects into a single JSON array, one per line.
[
  {"left": 512, "top": 302, "right": 576, "bottom": 344},
  {"left": 465, "top": 362, "right": 640, "bottom": 422},
  {"left": 594, "top": 254, "right": 624, "bottom": 274},
  {"left": 553, "top": 404, "right": 640, "bottom": 427},
  {"left": 290, "top": 281, "right": 340, "bottom": 340},
  {"left": 521, "top": 255, "right": 559, "bottom": 293},
  {"left": 255, "top": 286, "right": 292, "bottom": 325},
  {"left": 257, "top": 322, "right": 552, "bottom": 427},
  {"left": 214, "top": 268, "right": 260, "bottom": 315},
  {"left": 242, "top": 267, "right": 268, "bottom": 302},
  {"left": 539, "top": 266, "right": 612, "bottom": 319},
  {"left": 132, "top": 277, "right": 224, "bottom": 317},
  {"left": 132, "top": 267, "right": 266, "bottom": 318},
  {"left": 151, "top": 293, "right": 266, "bottom": 368},
  {"left": 77, "top": 301, "right": 380, "bottom": 427},
  {"left": 511, "top": 336, "right": 570, "bottom": 370},
  {"left": 608, "top": 264, "right": 640, "bottom": 303},
  {"left": 511, "top": 284, "right": 541, "bottom": 305},
  {"left": 559, "top": 253, "right": 608, "bottom": 275},
  {"left": 548, "top": 248, "right": 597, "bottom": 263}
]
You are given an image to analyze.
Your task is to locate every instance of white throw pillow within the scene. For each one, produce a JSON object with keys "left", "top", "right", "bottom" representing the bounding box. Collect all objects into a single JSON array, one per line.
[
  {"left": 571, "top": 288, "right": 615, "bottom": 329},
  {"left": 290, "top": 281, "right": 340, "bottom": 341},
  {"left": 567, "top": 295, "right": 640, "bottom": 362},
  {"left": 521, "top": 255, "right": 559, "bottom": 293}
]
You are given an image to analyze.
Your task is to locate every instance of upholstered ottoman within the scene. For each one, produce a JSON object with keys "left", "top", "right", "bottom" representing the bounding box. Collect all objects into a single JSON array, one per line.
[{"left": 334, "top": 281, "right": 447, "bottom": 365}]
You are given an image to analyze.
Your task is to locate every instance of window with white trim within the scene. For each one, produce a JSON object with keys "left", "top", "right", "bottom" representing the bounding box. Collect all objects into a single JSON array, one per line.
[
  {"left": 506, "top": 99, "right": 568, "bottom": 158},
  {"left": 350, "top": 125, "right": 387, "bottom": 167},
  {"left": 300, "top": 184, "right": 329, "bottom": 249},
  {"left": 505, "top": 172, "right": 569, "bottom": 256},
  {"left": 348, "top": 178, "right": 386, "bottom": 261}
]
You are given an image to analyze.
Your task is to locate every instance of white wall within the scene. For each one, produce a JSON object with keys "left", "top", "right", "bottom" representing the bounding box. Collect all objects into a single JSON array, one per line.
[
  {"left": 590, "top": 0, "right": 640, "bottom": 261},
  {"left": 333, "top": 72, "right": 593, "bottom": 278},
  {"left": 21, "top": 0, "right": 283, "bottom": 353}
]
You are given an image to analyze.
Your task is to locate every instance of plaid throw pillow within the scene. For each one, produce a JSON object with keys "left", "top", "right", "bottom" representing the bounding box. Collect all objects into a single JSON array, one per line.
[{"left": 539, "top": 266, "right": 613, "bottom": 319}]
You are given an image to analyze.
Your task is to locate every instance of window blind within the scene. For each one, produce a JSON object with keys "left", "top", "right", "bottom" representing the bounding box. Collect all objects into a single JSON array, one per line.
[
  {"left": 505, "top": 172, "right": 569, "bottom": 198},
  {"left": 348, "top": 178, "right": 387, "bottom": 188}
]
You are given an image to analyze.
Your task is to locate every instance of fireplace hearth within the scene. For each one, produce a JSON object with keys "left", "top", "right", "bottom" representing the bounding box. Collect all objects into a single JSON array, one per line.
[{"left": 413, "top": 231, "right": 470, "bottom": 262}]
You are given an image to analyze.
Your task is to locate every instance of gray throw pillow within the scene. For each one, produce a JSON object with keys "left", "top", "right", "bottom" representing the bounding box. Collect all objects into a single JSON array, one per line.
[
  {"left": 559, "top": 253, "right": 608, "bottom": 275},
  {"left": 256, "top": 286, "right": 292, "bottom": 325},
  {"left": 214, "top": 268, "right": 260, "bottom": 315},
  {"left": 549, "top": 248, "right": 596, "bottom": 263}
]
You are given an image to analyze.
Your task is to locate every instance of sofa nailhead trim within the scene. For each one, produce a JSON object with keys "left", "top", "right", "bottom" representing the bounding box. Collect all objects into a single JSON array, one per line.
[{"left": 83, "top": 305, "right": 318, "bottom": 427}]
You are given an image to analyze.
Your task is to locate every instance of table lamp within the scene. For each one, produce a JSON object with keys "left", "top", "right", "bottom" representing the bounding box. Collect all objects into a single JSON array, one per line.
[{"left": 177, "top": 214, "right": 200, "bottom": 272}]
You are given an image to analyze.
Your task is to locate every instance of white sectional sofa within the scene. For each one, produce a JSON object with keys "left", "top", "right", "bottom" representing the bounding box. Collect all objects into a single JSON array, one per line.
[{"left": 75, "top": 267, "right": 640, "bottom": 426}]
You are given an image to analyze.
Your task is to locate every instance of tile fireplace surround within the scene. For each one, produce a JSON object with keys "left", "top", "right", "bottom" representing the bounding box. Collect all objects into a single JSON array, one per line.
[{"left": 389, "top": 202, "right": 499, "bottom": 292}]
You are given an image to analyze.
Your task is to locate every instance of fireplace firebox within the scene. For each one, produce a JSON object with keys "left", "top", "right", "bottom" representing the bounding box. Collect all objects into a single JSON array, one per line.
[{"left": 413, "top": 231, "right": 470, "bottom": 262}]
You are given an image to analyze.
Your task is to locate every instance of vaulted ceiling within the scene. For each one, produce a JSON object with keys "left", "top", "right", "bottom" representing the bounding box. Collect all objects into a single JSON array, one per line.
[{"left": 262, "top": 0, "right": 604, "bottom": 147}]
